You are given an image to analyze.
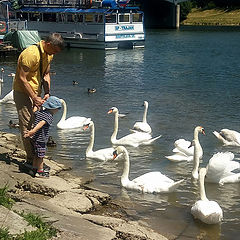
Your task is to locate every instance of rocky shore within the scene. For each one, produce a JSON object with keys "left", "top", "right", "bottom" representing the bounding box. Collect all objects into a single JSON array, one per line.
[{"left": 0, "top": 131, "right": 167, "bottom": 240}]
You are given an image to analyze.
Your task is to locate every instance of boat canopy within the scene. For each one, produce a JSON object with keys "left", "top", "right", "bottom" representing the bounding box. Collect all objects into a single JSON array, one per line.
[{"left": 19, "top": 7, "right": 108, "bottom": 14}]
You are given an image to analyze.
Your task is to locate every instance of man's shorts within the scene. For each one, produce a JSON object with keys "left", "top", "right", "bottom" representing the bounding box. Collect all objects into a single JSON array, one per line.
[{"left": 34, "top": 142, "right": 46, "bottom": 158}]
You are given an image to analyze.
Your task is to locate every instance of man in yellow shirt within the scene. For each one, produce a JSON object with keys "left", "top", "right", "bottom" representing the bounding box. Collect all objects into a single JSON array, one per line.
[{"left": 13, "top": 33, "right": 64, "bottom": 167}]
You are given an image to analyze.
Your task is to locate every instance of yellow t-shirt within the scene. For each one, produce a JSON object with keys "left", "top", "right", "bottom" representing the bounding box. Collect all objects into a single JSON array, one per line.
[{"left": 13, "top": 40, "right": 53, "bottom": 95}]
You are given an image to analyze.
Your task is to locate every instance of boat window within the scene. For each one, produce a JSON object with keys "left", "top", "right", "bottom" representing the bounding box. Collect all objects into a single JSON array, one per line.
[
  {"left": 95, "top": 15, "right": 103, "bottom": 23},
  {"left": 119, "top": 14, "right": 130, "bottom": 23},
  {"left": 35, "top": 0, "right": 48, "bottom": 4},
  {"left": 16, "top": 12, "right": 28, "bottom": 21},
  {"left": 105, "top": 14, "right": 116, "bottom": 24},
  {"left": 58, "top": 13, "right": 65, "bottom": 22},
  {"left": 76, "top": 14, "right": 83, "bottom": 22},
  {"left": 29, "top": 13, "right": 42, "bottom": 21},
  {"left": 49, "top": 0, "right": 64, "bottom": 4},
  {"left": 85, "top": 14, "right": 94, "bottom": 23},
  {"left": 9, "top": 12, "right": 16, "bottom": 20},
  {"left": 132, "top": 13, "right": 143, "bottom": 23},
  {"left": 64, "top": 0, "right": 78, "bottom": 5},
  {"left": 22, "top": 0, "right": 34, "bottom": 3},
  {"left": 67, "top": 14, "right": 75, "bottom": 22},
  {"left": 43, "top": 13, "right": 57, "bottom": 22}
]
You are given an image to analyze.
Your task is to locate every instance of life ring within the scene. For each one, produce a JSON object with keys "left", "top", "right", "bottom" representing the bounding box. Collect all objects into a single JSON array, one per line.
[{"left": 0, "top": 21, "right": 6, "bottom": 33}]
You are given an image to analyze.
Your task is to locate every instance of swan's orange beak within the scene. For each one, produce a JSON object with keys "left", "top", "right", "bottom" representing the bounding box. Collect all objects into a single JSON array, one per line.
[
  {"left": 202, "top": 129, "right": 206, "bottom": 135},
  {"left": 108, "top": 109, "right": 113, "bottom": 114},
  {"left": 83, "top": 124, "right": 89, "bottom": 131},
  {"left": 112, "top": 150, "right": 118, "bottom": 160}
]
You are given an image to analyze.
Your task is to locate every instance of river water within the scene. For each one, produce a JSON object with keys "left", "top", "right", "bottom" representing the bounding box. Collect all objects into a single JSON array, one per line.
[{"left": 0, "top": 26, "right": 240, "bottom": 239}]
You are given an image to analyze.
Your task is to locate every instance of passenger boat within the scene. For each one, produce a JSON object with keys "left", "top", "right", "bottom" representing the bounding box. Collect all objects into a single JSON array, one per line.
[{"left": 5, "top": 0, "right": 145, "bottom": 49}]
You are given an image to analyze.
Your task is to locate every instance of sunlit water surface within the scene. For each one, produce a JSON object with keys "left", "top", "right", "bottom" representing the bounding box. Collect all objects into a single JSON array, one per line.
[{"left": 1, "top": 26, "right": 240, "bottom": 239}]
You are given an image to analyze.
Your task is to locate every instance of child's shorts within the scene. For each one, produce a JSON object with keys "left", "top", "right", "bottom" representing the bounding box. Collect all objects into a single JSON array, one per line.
[{"left": 34, "top": 142, "right": 46, "bottom": 158}]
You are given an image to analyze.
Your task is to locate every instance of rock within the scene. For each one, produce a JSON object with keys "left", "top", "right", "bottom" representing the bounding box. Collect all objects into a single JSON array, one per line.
[{"left": 0, "top": 205, "right": 36, "bottom": 235}]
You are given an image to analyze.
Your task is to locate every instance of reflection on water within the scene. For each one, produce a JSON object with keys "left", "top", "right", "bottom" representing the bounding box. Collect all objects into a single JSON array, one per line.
[{"left": 0, "top": 27, "right": 240, "bottom": 239}]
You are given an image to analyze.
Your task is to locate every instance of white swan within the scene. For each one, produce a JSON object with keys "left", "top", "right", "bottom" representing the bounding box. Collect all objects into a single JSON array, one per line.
[
  {"left": 213, "top": 129, "right": 240, "bottom": 146},
  {"left": 108, "top": 107, "right": 161, "bottom": 147},
  {"left": 83, "top": 120, "right": 116, "bottom": 161},
  {"left": 166, "top": 126, "right": 205, "bottom": 163},
  {"left": 205, "top": 152, "right": 240, "bottom": 185},
  {"left": 57, "top": 99, "right": 91, "bottom": 129},
  {"left": 0, "top": 90, "right": 14, "bottom": 104},
  {"left": 191, "top": 126, "right": 206, "bottom": 179},
  {"left": 191, "top": 168, "right": 223, "bottom": 224},
  {"left": 130, "top": 101, "right": 152, "bottom": 134},
  {"left": 113, "top": 146, "right": 184, "bottom": 193}
]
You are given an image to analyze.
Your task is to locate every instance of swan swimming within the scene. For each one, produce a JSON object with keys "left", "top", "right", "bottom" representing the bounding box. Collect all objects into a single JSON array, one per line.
[
  {"left": 191, "top": 168, "right": 223, "bottom": 224},
  {"left": 205, "top": 152, "right": 240, "bottom": 185},
  {"left": 83, "top": 120, "right": 116, "bottom": 161},
  {"left": 57, "top": 99, "right": 91, "bottom": 129},
  {"left": 166, "top": 126, "right": 205, "bottom": 163},
  {"left": 130, "top": 101, "right": 152, "bottom": 134},
  {"left": 0, "top": 68, "right": 4, "bottom": 83},
  {"left": 108, "top": 107, "right": 161, "bottom": 147},
  {"left": 0, "top": 90, "right": 14, "bottom": 104},
  {"left": 113, "top": 146, "right": 184, "bottom": 193},
  {"left": 213, "top": 129, "right": 240, "bottom": 146}
]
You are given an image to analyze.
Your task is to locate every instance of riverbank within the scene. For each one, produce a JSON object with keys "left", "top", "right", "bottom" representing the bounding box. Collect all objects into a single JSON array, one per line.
[
  {"left": 0, "top": 131, "right": 168, "bottom": 240},
  {"left": 181, "top": 8, "right": 240, "bottom": 26}
]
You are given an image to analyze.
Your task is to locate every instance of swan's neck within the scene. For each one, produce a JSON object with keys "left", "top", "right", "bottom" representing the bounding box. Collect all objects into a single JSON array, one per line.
[
  {"left": 199, "top": 168, "right": 208, "bottom": 201},
  {"left": 121, "top": 149, "right": 130, "bottom": 185},
  {"left": 192, "top": 129, "right": 201, "bottom": 179},
  {"left": 86, "top": 123, "right": 94, "bottom": 154},
  {"left": 59, "top": 100, "right": 67, "bottom": 123},
  {"left": 111, "top": 110, "right": 119, "bottom": 141},
  {"left": 142, "top": 104, "right": 148, "bottom": 123}
]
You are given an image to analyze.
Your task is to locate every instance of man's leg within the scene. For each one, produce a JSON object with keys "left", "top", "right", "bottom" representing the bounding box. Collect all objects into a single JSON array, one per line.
[{"left": 14, "top": 90, "right": 35, "bottom": 164}]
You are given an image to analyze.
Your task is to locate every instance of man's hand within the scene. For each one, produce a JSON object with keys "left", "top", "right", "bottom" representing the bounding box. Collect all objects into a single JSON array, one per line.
[
  {"left": 33, "top": 96, "right": 45, "bottom": 108},
  {"left": 23, "top": 130, "right": 33, "bottom": 138},
  {"left": 43, "top": 93, "right": 50, "bottom": 101}
]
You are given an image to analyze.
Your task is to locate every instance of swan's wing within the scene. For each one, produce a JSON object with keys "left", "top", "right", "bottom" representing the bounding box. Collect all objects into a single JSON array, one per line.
[
  {"left": 0, "top": 90, "right": 14, "bottom": 104},
  {"left": 132, "top": 172, "right": 183, "bottom": 193},
  {"left": 58, "top": 117, "right": 91, "bottom": 129},
  {"left": 220, "top": 129, "right": 240, "bottom": 145},
  {"left": 174, "top": 139, "right": 194, "bottom": 156},
  {"left": 191, "top": 200, "right": 223, "bottom": 224},
  {"left": 116, "top": 132, "right": 152, "bottom": 145},
  {"left": 206, "top": 152, "right": 240, "bottom": 183},
  {"left": 165, "top": 152, "right": 193, "bottom": 162},
  {"left": 90, "top": 147, "right": 115, "bottom": 161},
  {"left": 132, "top": 122, "right": 152, "bottom": 134}
]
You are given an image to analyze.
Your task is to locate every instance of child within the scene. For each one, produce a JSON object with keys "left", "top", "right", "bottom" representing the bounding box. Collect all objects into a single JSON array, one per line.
[{"left": 24, "top": 96, "right": 62, "bottom": 178}]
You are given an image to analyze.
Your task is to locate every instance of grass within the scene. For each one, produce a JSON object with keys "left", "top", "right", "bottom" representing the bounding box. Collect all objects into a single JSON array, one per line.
[
  {"left": 0, "top": 186, "right": 58, "bottom": 240},
  {"left": 0, "top": 185, "right": 15, "bottom": 209},
  {"left": 182, "top": 8, "right": 240, "bottom": 26}
]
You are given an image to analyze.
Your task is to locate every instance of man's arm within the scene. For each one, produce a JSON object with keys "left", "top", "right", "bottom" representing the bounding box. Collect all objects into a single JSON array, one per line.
[
  {"left": 23, "top": 120, "right": 46, "bottom": 138},
  {"left": 42, "top": 64, "right": 51, "bottom": 101},
  {"left": 19, "top": 64, "right": 45, "bottom": 107}
]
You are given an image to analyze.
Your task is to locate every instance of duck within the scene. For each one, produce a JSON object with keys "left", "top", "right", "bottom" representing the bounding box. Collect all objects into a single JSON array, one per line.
[
  {"left": 47, "top": 136, "right": 57, "bottom": 147},
  {"left": 57, "top": 99, "right": 91, "bottom": 129},
  {"left": 72, "top": 80, "right": 78, "bottom": 85},
  {"left": 0, "top": 90, "right": 14, "bottom": 104},
  {"left": 113, "top": 146, "right": 184, "bottom": 193},
  {"left": 83, "top": 120, "right": 116, "bottom": 161},
  {"left": 166, "top": 126, "right": 205, "bottom": 163},
  {"left": 88, "top": 88, "right": 96, "bottom": 94},
  {"left": 213, "top": 129, "right": 240, "bottom": 146},
  {"left": 108, "top": 107, "right": 161, "bottom": 147},
  {"left": 205, "top": 152, "right": 240, "bottom": 185},
  {"left": 0, "top": 67, "right": 4, "bottom": 83},
  {"left": 130, "top": 101, "right": 152, "bottom": 134},
  {"left": 191, "top": 126, "right": 206, "bottom": 179},
  {"left": 8, "top": 120, "right": 19, "bottom": 128},
  {"left": 191, "top": 168, "right": 223, "bottom": 224}
]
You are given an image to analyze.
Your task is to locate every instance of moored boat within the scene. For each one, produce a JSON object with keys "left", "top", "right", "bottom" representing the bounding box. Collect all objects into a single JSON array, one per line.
[{"left": 6, "top": 0, "right": 145, "bottom": 49}]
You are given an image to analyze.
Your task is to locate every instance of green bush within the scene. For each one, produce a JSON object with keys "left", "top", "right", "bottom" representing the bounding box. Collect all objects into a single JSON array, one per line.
[
  {"left": 180, "top": 1, "right": 193, "bottom": 21},
  {"left": 0, "top": 185, "right": 15, "bottom": 209}
]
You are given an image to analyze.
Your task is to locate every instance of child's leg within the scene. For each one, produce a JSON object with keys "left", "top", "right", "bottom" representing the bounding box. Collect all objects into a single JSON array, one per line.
[{"left": 35, "top": 157, "right": 44, "bottom": 172}]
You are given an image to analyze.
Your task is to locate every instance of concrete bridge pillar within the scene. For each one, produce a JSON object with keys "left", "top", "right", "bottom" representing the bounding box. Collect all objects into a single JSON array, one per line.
[{"left": 141, "top": 0, "right": 181, "bottom": 29}]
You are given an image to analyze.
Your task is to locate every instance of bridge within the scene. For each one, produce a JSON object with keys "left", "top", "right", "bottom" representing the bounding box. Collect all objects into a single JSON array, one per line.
[{"left": 136, "top": 0, "right": 189, "bottom": 28}]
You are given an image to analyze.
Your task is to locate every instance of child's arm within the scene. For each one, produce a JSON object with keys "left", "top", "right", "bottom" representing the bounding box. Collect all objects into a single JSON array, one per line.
[{"left": 23, "top": 120, "right": 46, "bottom": 138}]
